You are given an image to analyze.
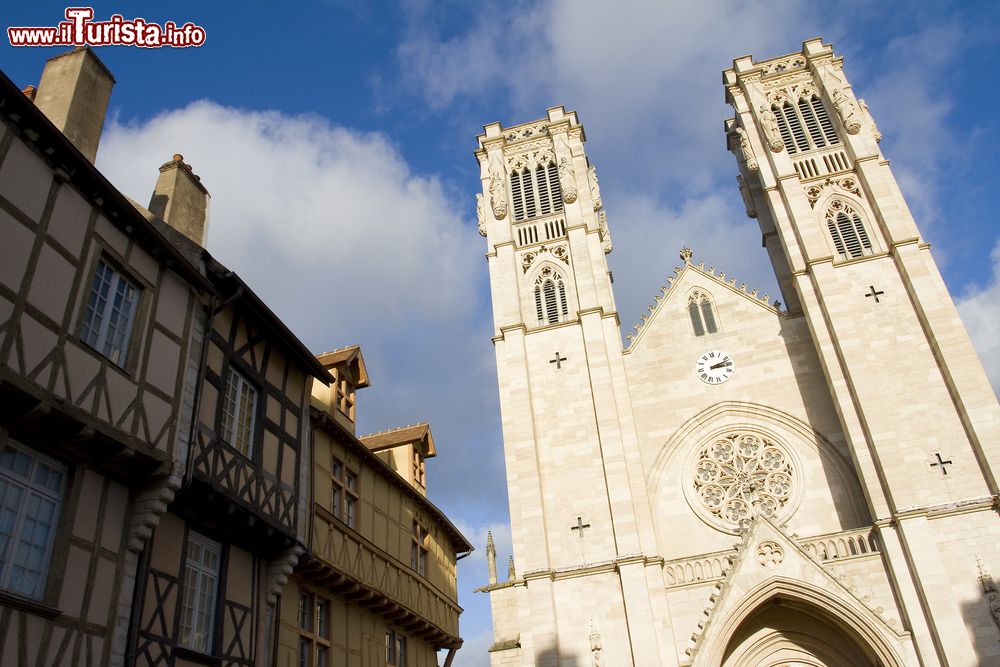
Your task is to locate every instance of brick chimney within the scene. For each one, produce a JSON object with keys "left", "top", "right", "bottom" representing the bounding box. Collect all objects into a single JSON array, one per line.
[
  {"left": 149, "top": 154, "right": 211, "bottom": 246},
  {"left": 33, "top": 47, "right": 115, "bottom": 163}
]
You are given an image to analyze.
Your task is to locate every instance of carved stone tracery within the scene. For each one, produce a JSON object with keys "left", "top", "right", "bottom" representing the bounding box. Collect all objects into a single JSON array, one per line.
[
  {"left": 805, "top": 176, "right": 861, "bottom": 208},
  {"left": 693, "top": 433, "right": 795, "bottom": 529}
]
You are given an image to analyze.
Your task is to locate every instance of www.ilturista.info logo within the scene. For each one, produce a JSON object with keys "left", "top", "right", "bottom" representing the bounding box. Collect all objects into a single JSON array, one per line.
[{"left": 8, "top": 8, "right": 206, "bottom": 48}]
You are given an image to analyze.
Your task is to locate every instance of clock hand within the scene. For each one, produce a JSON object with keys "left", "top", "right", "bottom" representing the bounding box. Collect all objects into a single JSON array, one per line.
[{"left": 709, "top": 361, "right": 732, "bottom": 370}]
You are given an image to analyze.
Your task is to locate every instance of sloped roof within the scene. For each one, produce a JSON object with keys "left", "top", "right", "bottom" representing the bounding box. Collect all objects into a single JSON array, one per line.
[
  {"left": 316, "top": 344, "right": 370, "bottom": 388},
  {"left": 625, "top": 249, "right": 785, "bottom": 353},
  {"left": 360, "top": 422, "right": 436, "bottom": 458}
]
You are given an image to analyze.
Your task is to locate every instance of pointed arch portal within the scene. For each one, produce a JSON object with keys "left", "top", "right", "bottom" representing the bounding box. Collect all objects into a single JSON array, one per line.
[
  {"left": 692, "top": 578, "right": 907, "bottom": 667},
  {"left": 721, "top": 597, "right": 881, "bottom": 667}
]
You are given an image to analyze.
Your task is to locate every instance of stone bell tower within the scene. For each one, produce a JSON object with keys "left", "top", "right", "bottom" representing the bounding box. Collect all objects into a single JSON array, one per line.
[
  {"left": 474, "top": 107, "right": 670, "bottom": 665},
  {"left": 725, "top": 38, "right": 1000, "bottom": 663}
]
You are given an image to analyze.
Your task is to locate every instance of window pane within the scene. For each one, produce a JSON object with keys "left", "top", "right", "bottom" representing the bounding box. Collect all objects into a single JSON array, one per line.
[
  {"left": 345, "top": 497, "right": 355, "bottom": 528},
  {"left": 298, "top": 637, "right": 311, "bottom": 667},
  {"left": 689, "top": 302, "right": 705, "bottom": 336},
  {"left": 0, "top": 447, "right": 63, "bottom": 600},
  {"left": 701, "top": 300, "right": 718, "bottom": 334},
  {"left": 81, "top": 261, "right": 114, "bottom": 347},
  {"left": 180, "top": 531, "right": 221, "bottom": 653},
  {"left": 317, "top": 599, "right": 329, "bottom": 637},
  {"left": 316, "top": 645, "right": 328, "bottom": 667}
]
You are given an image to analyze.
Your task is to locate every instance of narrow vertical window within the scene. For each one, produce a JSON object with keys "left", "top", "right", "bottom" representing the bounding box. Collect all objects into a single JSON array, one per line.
[
  {"left": 701, "top": 300, "right": 718, "bottom": 334},
  {"left": 0, "top": 444, "right": 64, "bottom": 600},
  {"left": 558, "top": 281, "right": 568, "bottom": 317},
  {"left": 547, "top": 161, "right": 563, "bottom": 212},
  {"left": 812, "top": 96, "right": 839, "bottom": 145},
  {"left": 410, "top": 520, "right": 428, "bottom": 576},
  {"left": 799, "top": 97, "right": 826, "bottom": 148},
  {"left": 80, "top": 259, "right": 140, "bottom": 367},
  {"left": 826, "top": 202, "right": 874, "bottom": 259},
  {"left": 345, "top": 471, "right": 358, "bottom": 529},
  {"left": 773, "top": 104, "right": 796, "bottom": 155},
  {"left": 510, "top": 171, "right": 524, "bottom": 221},
  {"left": 543, "top": 280, "right": 559, "bottom": 324},
  {"left": 179, "top": 531, "right": 221, "bottom": 653},
  {"left": 534, "top": 286, "right": 544, "bottom": 323},
  {"left": 221, "top": 368, "right": 258, "bottom": 457},
  {"left": 782, "top": 101, "right": 810, "bottom": 152},
  {"left": 688, "top": 301, "right": 706, "bottom": 336},
  {"left": 689, "top": 291, "right": 719, "bottom": 337},
  {"left": 330, "top": 457, "right": 343, "bottom": 518},
  {"left": 298, "top": 590, "right": 331, "bottom": 667},
  {"left": 536, "top": 164, "right": 552, "bottom": 215},
  {"left": 521, "top": 170, "right": 537, "bottom": 218}
]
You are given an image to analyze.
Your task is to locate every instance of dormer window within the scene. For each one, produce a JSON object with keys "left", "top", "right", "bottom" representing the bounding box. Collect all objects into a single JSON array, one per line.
[
  {"left": 333, "top": 369, "right": 355, "bottom": 421},
  {"left": 412, "top": 449, "right": 425, "bottom": 490}
]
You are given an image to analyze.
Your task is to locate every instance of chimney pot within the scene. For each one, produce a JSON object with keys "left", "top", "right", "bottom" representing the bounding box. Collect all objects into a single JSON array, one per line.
[
  {"left": 33, "top": 47, "right": 115, "bottom": 163},
  {"left": 22, "top": 85, "right": 37, "bottom": 100},
  {"left": 149, "top": 155, "right": 211, "bottom": 247}
]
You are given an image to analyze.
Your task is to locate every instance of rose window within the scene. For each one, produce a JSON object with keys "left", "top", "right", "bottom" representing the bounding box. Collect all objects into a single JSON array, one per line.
[{"left": 693, "top": 433, "right": 794, "bottom": 527}]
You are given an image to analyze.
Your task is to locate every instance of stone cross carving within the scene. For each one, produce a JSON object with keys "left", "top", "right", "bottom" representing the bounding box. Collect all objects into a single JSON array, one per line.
[
  {"left": 550, "top": 352, "right": 567, "bottom": 369},
  {"left": 758, "top": 105, "right": 785, "bottom": 152},
  {"left": 733, "top": 127, "right": 758, "bottom": 172},
  {"left": 930, "top": 452, "right": 953, "bottom": 475},
  {"left": 832, "top": 88, "right": 862, "bottom": 135},
  {"left": 488, "top": 155, "right": 508, "bottom": 220},
  {"left": 570, "top": 516, "right": 591, "bottom": 538},
  {"left": 864, "top": 285, "right": 885, "bottom": 303}
]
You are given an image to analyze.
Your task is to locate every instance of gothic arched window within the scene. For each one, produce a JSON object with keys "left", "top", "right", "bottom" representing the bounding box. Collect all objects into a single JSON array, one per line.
[
  {"left": 510, "top": 161, "right": 565, "bottom": 222},
  {"left": 773, "top": 94, "right": 839, "bottom": 154},
  {"left": 825, "top": 200, "right": 873, "bottom": 259},
  {"left": 533, "top": 267, "right": 569, "bottom": 325},
  {"left": 688, "top": 291, "right": 719, "bottom": 336}
]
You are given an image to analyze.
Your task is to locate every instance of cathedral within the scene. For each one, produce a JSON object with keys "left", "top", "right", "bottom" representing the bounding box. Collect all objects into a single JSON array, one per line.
[{"left": 474, "top": 38, "right": 1000, "bottom": 666}]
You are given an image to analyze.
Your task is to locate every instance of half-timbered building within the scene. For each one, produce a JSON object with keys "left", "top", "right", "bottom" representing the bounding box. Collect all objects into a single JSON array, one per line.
[
  {"left": 276, "top": 347, "right": 472, "bottom": 667},
  {"left": 0, "top": 48, "right": 214, "bottom": 666},
  {"left": 2, "top": 45, "right": 472, "bottom": 667}
]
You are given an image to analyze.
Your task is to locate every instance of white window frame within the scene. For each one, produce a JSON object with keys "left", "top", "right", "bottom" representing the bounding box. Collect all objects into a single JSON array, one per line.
[
  {"left": 221, "top": 367, "right": 258, "bottom": 457},
  {"left": 179, "top": 530, "right": 222, "bottom": 654},
  {"left": 0, "top": 443, "right": 65, "bottom": 600},
  {"left": 80, "top": 258, "right": 140, "bottom": 367}
]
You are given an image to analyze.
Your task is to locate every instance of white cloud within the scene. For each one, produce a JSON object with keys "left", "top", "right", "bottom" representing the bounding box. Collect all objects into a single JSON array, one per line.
[
  {"left": 956, "top": 241, "right": 1000, "bottom": 397},
  {"left": 98, "top": 102, "right": 480, "bottom": 342}
]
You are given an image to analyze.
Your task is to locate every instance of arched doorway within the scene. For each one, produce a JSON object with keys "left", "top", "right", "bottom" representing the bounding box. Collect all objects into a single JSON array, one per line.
[{"left": 722, "top": 597, "right": 882, "bottom": 667}]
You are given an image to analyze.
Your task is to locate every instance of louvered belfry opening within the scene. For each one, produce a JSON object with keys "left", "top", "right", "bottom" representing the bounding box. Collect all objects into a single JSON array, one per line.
[
  {"left": 510, "top": 162, "right": 565, "bottom": 223},
  {"left": 773, "top": 95, "right": 840, "bottom": 154},
  {"left": 534, "top": 270, "right": 569, "bottom": 326},
  {"left": 826, "top": 203, "right": 873, "bottom": 259}
]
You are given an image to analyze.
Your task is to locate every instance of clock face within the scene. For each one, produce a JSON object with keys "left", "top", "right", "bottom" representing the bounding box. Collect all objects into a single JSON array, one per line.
[{"left": 696, "top": 350, "right": 734, "bottom": 385}]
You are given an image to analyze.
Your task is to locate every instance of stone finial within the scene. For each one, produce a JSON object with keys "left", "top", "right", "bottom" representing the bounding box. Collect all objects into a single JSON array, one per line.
[
  {"left": 507, "top": 555, "right": 516, "bottom": 581},
  {"left": 679, "top": 246, "right": 693, "bottom": 264},
  {"left": 486, "top": 530, "right": 497, "bottom": 584}
]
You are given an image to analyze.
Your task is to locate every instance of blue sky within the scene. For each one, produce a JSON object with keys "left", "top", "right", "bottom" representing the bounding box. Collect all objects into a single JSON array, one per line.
[{"left": 4, "top": 2, "right": 1000, "bottom": 663}]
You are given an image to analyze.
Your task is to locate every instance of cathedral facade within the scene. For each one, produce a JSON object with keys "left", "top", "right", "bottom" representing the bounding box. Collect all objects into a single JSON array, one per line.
[{"left": 475, "top": 38, "right": 1000, "bottom": 666}]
